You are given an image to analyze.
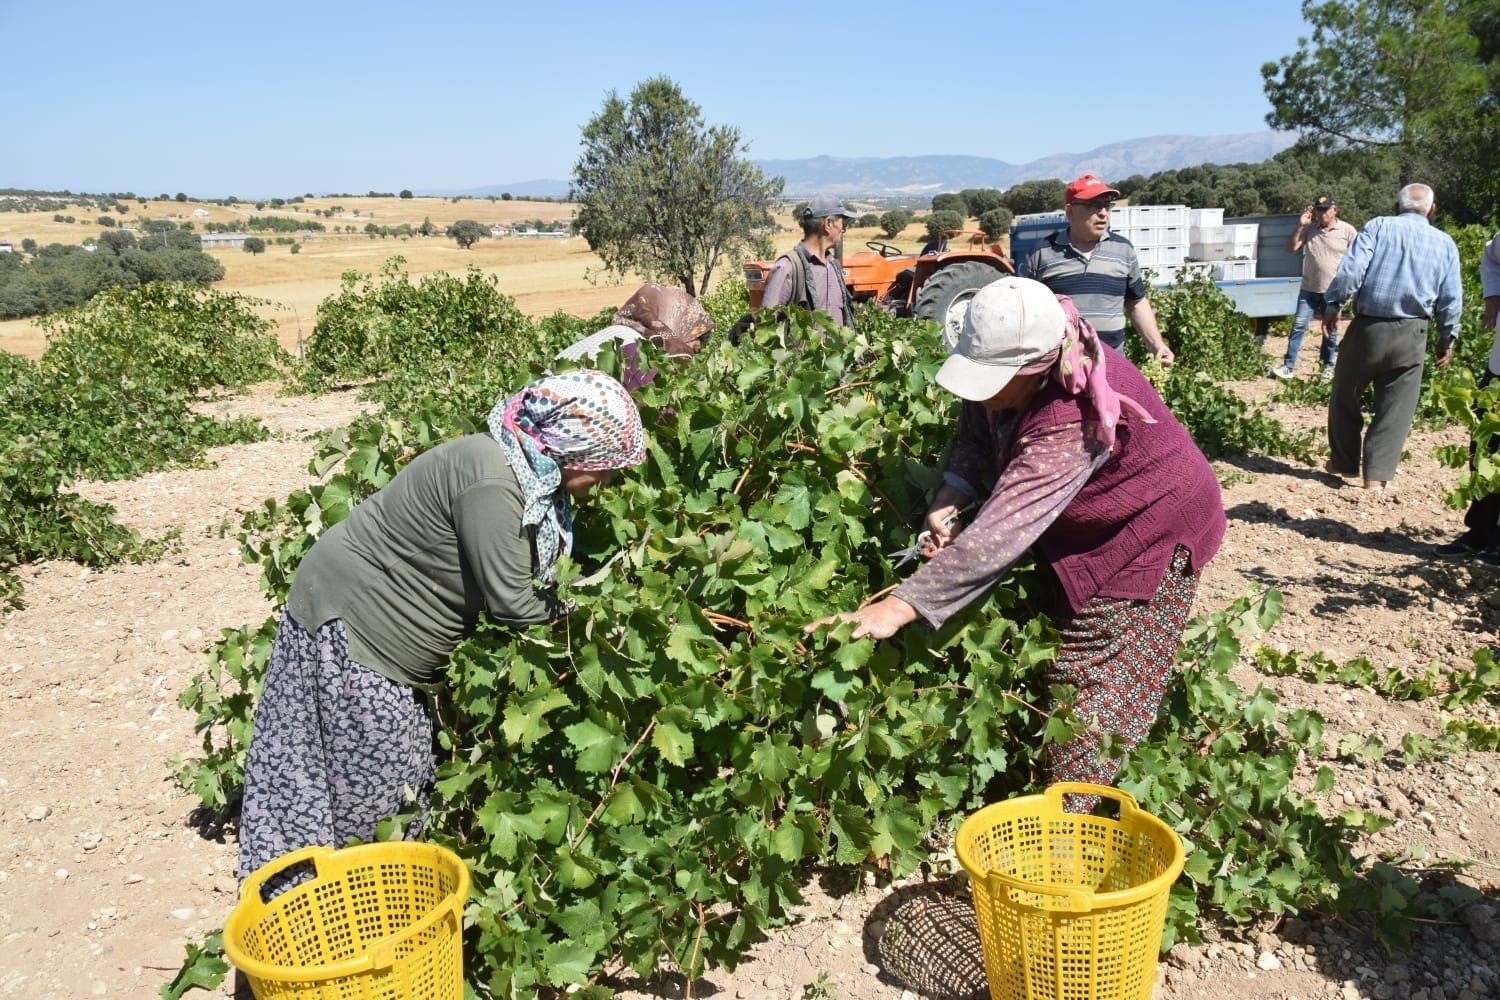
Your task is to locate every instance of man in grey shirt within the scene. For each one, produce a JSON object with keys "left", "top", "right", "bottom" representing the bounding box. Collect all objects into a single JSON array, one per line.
[
  {"left": 1024, "top": 174, "right": 1174, "bottom": 364},
  {"left": 760, "top": 194, "right": 857, "bottom": 328}
]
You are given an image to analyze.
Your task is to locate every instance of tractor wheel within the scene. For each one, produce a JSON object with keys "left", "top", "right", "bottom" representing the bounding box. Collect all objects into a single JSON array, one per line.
[{"left": 911, "top": 262, "right": 1006, "bottom": 350}]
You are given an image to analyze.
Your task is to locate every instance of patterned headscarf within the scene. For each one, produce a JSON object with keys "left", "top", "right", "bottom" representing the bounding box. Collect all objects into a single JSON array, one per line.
[
  {"left": 1018, "top": 295, "right": 1156, "bottom": 450},
  {"left": 486, "top": 371, "right": 645, "bottom": 582},
  {"left": 613, "top": 284, "right": 715, "bottom": 358}
]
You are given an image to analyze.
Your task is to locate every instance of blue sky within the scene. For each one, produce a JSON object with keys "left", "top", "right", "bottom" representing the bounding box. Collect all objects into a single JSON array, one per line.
[{"left": 1, "top": 0, "right": 1314, "bottom": 198}]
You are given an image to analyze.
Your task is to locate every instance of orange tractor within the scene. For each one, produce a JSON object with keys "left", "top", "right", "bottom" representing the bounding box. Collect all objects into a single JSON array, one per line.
[{"left": 742, "top": 229, "right": 1014, "bottom": 345}]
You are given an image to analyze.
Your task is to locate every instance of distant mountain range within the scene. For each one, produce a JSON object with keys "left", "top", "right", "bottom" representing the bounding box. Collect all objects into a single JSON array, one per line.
[{"left": 448, "top": 130, "right": 1299, "bottom": 201}]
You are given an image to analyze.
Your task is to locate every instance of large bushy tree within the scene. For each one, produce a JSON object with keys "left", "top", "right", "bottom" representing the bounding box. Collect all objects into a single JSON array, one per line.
[
  {"left": 571, "top": 76, "right": 782, "bottom": 296},
  {"left": 1263, "top": 0, "right": 1499, "bottom": 222},
  {"left": 447, "top": 220, "right": 488, "bottom": 250}
]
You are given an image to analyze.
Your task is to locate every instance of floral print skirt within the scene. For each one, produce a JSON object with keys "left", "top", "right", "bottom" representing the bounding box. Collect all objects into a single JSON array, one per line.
[
  {"left": 1046, "top": 546, "right": 1198, "bottom": 810},
  {"left": 236, "top": 613, "right": 436, "bottom": 890}
]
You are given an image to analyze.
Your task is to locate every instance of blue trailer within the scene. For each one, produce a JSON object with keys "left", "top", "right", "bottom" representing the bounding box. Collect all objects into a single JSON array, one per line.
[{"left": 1010, "top": 211, "right": 1304, "bottom": 332}]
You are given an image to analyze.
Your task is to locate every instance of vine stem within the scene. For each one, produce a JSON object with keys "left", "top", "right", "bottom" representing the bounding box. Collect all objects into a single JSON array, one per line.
[
  {"left": 825, "top": 379, "right": 873, "bottom": 396},
  {"left": 732, "top": 460, "right": 754, "bottom": 496},
  {"left": 571, "top": 718, "right": 657, "bottom": 849},
  {"left": 703, "top": 610, "right": 752, "bottom": 630},
  {"left": 685, "top": 901, "right": 707, "bottom": 999},
  {"left": 859, "top": 583, "right": 899, "bottom": 608}
]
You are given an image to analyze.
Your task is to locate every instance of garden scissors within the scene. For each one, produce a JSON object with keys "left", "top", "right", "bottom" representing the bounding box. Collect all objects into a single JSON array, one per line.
[{"left": 887, "top": 508, "right": 965, "bottom": 570}]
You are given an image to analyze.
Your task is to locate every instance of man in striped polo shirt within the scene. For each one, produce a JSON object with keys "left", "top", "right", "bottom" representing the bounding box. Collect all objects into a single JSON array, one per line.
[{"left": 1024, "top": 175, "right": 1174, "bottom": 364}]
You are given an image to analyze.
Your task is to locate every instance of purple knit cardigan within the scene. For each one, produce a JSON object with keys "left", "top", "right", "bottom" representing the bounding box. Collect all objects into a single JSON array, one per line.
[{"left": 1015, "top": 348, "right": 1226, "bottom": 612}]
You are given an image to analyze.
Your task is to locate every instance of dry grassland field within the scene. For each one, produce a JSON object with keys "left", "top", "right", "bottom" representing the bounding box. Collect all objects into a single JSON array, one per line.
[{"left": 0, "top": 195, "right": 925, "bottom": 357}]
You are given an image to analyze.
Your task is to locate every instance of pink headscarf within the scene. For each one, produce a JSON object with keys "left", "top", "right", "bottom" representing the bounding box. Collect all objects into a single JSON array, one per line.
[{"left": 1019, "top": 295, "right": 1156, "bottom": 449}]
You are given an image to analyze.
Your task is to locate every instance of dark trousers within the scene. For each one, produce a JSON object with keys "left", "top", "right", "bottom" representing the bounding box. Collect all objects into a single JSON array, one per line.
[
  {"left": 1326, "top": 315, "right": 1429, "bottom": 482},
  {"left": 1460, "top": 369, "right": 1500, "bottom": 548}
]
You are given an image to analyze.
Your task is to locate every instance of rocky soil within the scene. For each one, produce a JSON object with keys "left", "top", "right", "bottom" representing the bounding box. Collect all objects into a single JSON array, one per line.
[{"left": 0, "top": 366, "right": 1495, "bottom": 999}]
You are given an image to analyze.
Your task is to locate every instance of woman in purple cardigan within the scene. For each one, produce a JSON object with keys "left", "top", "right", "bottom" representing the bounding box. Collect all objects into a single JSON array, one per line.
[{"left": 811, "top": 276, "right": 1225, "bottom": 800}]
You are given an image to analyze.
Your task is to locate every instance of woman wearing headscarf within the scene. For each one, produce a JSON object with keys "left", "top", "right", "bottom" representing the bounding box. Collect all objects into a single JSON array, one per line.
[
  {"left": 237, "top": 371, "right": 645, "bottom": 881},
  {"left": 810, "top": 277, "right": 1224, "bottom": 803},
  {"left": 556, "top": 283, "right": 715, "bottom": 390}
]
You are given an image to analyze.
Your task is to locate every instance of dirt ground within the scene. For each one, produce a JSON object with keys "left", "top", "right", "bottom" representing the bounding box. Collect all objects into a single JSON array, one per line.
[{"left": 1, "top": 351, "right": 1496, "bottom": 999}]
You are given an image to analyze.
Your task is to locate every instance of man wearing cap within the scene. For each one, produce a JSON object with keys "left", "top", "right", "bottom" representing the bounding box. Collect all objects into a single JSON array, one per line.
[
  {"left": 809, "top": 277, "right": 1223, "bottom": 806},
  {"left": 1024, "top": 175, "right": 1174, "bottom": 365},
  {"left": 759, "top": 194, "right": 858, "bottom": 328},
  {"left": 1272, "top": 195, "right": 1358, "bottom": 380},
  {"left": 1323, "top": 182, "right": 1462, "bottom": 492}
]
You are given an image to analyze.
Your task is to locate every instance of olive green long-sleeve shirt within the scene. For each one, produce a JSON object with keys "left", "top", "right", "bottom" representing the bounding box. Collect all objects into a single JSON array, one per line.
[{"left": 287, "top": 433, "right": 559, "bottom": 688}]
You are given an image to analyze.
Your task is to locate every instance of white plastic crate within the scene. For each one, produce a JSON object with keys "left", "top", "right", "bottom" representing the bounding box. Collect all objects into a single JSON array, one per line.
[
  {"left": 1211, "top": 260, "right": 1257, "bottom": 280},
  {"left": 1189, "top": 224, "right": 1259, "bottom": 244},
  {"left": 1189, "top": 240, "right": 1258, "bottom": 262},
  {"left": 1136, "top": 244, "right": 1186, "bottom": 267},
  {"left": 1188, "top": 208, "right": 1224, "bottom": 227},
  {"left": 1109, "top": 205, "right": 1137, "bottom": 225},
  {"left": 1129, "top": 204, "right": 1188, "bottom": 226},
  {"left": 1122, "top": 225, "right": 1187, "bottom": 247}
]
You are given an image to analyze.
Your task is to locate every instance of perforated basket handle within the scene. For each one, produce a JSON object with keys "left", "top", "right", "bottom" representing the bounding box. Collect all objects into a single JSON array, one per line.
[
  {"left": 238, "top": 845, "right": 334, "bottom": 909},
  {"left": 984, "top": 868, "right": 1096, "bottom": 911},
  {"left": 1043, "top": 781, "right": 1142, "bottom": 817}
]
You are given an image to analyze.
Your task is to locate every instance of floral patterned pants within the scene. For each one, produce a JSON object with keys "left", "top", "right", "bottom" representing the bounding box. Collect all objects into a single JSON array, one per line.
[
  {"left": 1046, "top": 547, "right": 1198, "bottom": 809},
  {"left": 237, "top": 614, "right": 435, "bottom": 891}
]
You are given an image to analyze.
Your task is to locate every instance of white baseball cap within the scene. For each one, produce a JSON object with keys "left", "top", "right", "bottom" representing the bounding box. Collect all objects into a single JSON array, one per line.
[{"left": 935, "top": 277, "right": 1067, "bottom": 401}]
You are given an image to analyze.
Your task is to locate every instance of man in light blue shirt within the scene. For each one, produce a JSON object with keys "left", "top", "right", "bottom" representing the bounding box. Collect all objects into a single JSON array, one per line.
[{"left": 1323, "top": 183, "right": 1462, "bottom": 491}]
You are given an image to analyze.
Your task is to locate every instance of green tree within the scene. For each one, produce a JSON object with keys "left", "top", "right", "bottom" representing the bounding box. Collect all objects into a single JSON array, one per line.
[
  {"left": 242, "top": 237, "right": 266, "bottom": 255},
  {"left": 97, "top": 215, "right": 116, "bottom": 228},
  {"left": 399, "top": 189, "right": 413, "bottom": 199},
  {"left": 878, "top": 209, "right": 912, "bottom": 238},
  {"left": 1263, "top": 0, "right": 1498, "bottom": 221},
  {"left": 931, "top": 192, "right": 967, "bottom": 216},
  {"left": 571, "top": 75, "right": 782, "bottom": 296},
  {"left": 961, "top": 187, "right": 1006, "bottom": 217},
  {"left": 857, "top": 213, "right": 879, "bottom": 228},
  {"left": 1002, "top": 179, "right": 1067, "bottom": 215},
  {"left": 978, "top": 207, "right": 1014, "bottom": 240},
  {"left": 501, "top": 192, "right": 513, "bottom": 200},
  {"left": 447, "top": 220, "right": 488, "bottom": 249},
  {"left": 175, "top": 193, "right": 188, "bottom": 203},
  {"left": 924, "top": 209, "right": 965, "bottom": 240},
  {"left": 98, "top": 230, "right": 137, "bottom": 255}
]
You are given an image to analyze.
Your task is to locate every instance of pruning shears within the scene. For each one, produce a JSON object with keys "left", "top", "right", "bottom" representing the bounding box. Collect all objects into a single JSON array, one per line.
[{"left": 887, "top": 509, "right": 964, "bottom": 570}]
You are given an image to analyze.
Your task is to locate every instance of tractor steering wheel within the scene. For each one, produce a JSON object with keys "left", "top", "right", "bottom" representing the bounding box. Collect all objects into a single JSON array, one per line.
[{"left": 866, "top": 241, "right": 904, "bottom": 259}]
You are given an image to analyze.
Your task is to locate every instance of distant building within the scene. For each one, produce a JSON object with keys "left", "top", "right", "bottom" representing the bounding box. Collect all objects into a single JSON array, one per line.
[
  {"left": 200, "top": 232, "right": 252, "bottom": 248},
  {"left": 192, "top": 208, "right": 210, "bottom": 217},
  {"left": 0, "top": 241, "right": 12, "bottom": 252}
]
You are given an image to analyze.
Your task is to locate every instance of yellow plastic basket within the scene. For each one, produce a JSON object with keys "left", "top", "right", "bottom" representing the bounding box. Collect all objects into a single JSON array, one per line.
[
  {"left": 956, "top": 782, "right": 1185, "bottom": 1000},
  {"left": 224, "top": 842, "right": 470, "bottom": 1000}
]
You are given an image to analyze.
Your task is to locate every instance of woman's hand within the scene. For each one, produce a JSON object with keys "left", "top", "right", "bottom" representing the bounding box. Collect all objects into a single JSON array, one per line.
[
  {"left": 805, "top": 596, "right": 919, "bottom": 641},
  {"left": 923, "top": 484, "right": 972, "bottom": 553}
]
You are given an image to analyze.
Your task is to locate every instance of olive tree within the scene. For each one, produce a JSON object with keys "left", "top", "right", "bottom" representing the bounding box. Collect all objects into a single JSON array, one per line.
[
  {"left": 924, "top": 210, "right": 964, "bottom": 241},
  {"left": 571, "top": 76, "right": 782, "bottom": 296},
  {"left": 878, "top": 209, "right": 912, "bottom": 238},
  {"left": 447, "top": 220, "right": 488, "bottom": 250},
  {"left": 242, "top": 237, "right": 266, "bottom": 255}
]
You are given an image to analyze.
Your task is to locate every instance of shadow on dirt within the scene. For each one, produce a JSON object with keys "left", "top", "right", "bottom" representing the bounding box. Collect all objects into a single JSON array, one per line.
[{"left": 862, "top": 878, "right": 987, "bottom": 1000}]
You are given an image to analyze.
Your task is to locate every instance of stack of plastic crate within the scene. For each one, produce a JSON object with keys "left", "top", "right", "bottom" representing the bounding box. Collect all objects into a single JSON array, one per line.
[
  {"left": 1188, "top": 208, "right": 1259, "bottom": 279},
  {"left": 1108, "top": 205, "right": 1188, "bottom": 282}
]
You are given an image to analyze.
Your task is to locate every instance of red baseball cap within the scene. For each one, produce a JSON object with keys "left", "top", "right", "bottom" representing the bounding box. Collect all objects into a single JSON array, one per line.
[{"left": 1065, "top": 174, "right": 1121, "bottom": 204}]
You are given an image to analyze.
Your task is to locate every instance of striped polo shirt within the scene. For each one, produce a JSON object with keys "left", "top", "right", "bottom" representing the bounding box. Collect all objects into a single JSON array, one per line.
[{"left": 1024, "top": 230, "right": 1146, "bottom": 338}]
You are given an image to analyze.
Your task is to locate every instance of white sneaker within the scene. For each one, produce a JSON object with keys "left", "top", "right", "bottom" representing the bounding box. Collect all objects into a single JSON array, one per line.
[{"left": 1271, "top": 364, "right": 1295, "bottom": 380}]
